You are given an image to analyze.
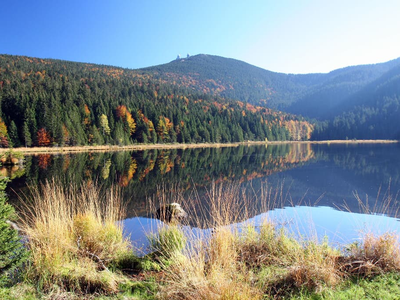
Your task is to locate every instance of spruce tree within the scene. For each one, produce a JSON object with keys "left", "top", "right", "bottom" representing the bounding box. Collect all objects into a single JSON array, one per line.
[
  {"left": 8, "top": 121, "right": 20, "bottom": 147},
  {"left": 0, "top": 177, "right": 27, "bottom": 285}
]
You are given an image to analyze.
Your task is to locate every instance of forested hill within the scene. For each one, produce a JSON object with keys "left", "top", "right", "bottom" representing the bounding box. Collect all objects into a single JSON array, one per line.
[
  {"left": 141, "top": 54, "right": 310, "bottom": 108},
  {"left": 0, "top": 54, "right": 313, "bottom": 148},
  {"left": 140, "top": 54, "right": 400, "bottom": 115},
  {"left": 141, "top": 54, "right": 400, "bottom": 140},
  {"left": 313, "top": 64, "right": 400, "bottom": 140}
]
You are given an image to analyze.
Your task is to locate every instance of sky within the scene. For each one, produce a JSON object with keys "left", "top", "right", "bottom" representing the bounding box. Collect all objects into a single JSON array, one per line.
[{"left": 1, "top": 0, "right": 400, "bottom": 74}]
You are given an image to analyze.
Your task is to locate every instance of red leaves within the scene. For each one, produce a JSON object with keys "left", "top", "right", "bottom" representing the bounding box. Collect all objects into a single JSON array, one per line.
[{"left": 37, "top": 128, "right": 51, "bottom": 147}]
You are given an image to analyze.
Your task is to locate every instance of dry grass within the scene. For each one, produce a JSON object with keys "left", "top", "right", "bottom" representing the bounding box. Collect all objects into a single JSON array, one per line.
[
  {"left": 147, "top": 183, "right": 266, "bottom": 299},
  {"left": 15, "top": 178, "right": 400, "bottom": 298},
  {"left": 341, "top": 232, "right": 400, "bottom": 277},
  {"left": 18, "top": 180, "right": 131, "bottom": 294},
  {"left": 0, "top": 139, "right": 396, "bottom": 156},
  {"left": 146, "top": 181, "right": 400, "bottom": 299},
  {"left": 0, "top": 142, "right": 264, "bottom": 156}
]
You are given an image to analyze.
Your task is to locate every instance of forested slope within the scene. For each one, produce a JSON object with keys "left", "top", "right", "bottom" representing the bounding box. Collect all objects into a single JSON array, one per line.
[
  {"left": 312, "top": 65, "right": 400, "bottom": 140},
  {"left": 0, "top": 55, "right": 313, "bottom": 147},
  {"left": 141, "top": 54, "right": 400, "bottom": 115}
]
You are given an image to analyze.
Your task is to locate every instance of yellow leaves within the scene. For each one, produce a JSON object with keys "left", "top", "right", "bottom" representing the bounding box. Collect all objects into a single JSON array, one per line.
[
  {"left": 125, "top": 113, "right": 136, "bottom": 135},
  {"left": 148, "top": 120, "right": 155, "bottom": 132},
  {"left": 119, "top": 159, "right": 137, "bottom": 187},
  {"left": 0, "top": 118, "right": 8, "bottom": 139},
  {"left": 284, "top": 120, "right": 314, "bottom": 141},
  {"left": 116, "top": 105, "right": 136, "bottom": 135},
  {"left": 99, "top": 114, "right": 111, "bottom": 135},
  {"left": 157, "top": 152, "right": 174, "bottom": 174},
  {"left": 84, "top": 104, "right": 90, "bottom": 116},
  {"left": 157, "top": 116, "right": 173, "bottom": 139}
]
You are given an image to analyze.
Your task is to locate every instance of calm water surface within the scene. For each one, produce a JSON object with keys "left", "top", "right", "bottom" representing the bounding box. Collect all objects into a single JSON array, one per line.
[{"left": 6, "top": 143, "right": 400, "bottom": 249}]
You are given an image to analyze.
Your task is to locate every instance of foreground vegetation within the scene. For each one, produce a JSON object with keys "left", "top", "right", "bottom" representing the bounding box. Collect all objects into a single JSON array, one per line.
[{"left": 1, "top": 180, "right": 400, "bottom": 299}]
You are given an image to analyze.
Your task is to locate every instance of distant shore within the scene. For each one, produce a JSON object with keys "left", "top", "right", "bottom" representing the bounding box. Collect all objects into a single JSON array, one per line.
[{"left": 0, "top": 139, "right": 398, "bottom": 155}]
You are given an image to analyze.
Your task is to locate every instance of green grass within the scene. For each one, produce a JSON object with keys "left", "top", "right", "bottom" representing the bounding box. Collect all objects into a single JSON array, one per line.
[
  {"left": 291, "top": 273, "right": 400, "bottom": 300},
  {"left": 0, "top": 284, "right": 38, "bottom": 300}
]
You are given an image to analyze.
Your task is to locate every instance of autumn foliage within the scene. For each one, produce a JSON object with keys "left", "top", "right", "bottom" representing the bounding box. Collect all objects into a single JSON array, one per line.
[
  {"left": 0, "top": 118, "right": 9, "bottom": 147},
  {"left": 116, "top": 105, "right": 136, "bottom": 135},
  {"left": 37, "top": 154, "right": 52, "bottom": 169},
  {"left": 37, "top": 128, "right": 51, "bottom": 147},
  {"left": 0, "top": 54, "right": 316, "bottom": 148}
]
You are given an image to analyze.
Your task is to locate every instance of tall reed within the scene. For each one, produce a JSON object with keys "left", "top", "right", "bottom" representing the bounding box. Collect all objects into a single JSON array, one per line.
[
  {"left": 150, "top": 181, "right": 400, "bottom": 299},
  {"left": 19, "top": 180, "right": 131, "bottom": 294}
]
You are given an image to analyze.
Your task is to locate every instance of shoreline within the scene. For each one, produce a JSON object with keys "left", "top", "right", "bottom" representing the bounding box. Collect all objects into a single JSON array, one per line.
[{"left": 0, "top": 139, "right": 398, "bottom": 155}]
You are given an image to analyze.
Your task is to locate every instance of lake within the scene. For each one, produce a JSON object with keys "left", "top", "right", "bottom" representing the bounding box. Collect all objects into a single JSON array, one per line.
[{"left": 5, "top": 142, "right": 400, "bottom": 251}]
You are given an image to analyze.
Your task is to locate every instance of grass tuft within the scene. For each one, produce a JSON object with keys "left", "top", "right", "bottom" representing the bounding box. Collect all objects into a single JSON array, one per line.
[
  {"left": 341, "top": 232, "right": 400, "bottom": 277},
  {"left": 19, "top": 180, "right": 132, "bottom": 294}
]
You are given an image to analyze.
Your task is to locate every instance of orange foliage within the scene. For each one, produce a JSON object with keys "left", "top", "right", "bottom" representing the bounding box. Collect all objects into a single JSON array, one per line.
[
  {"left": 63, "top": 156, "right": 71, "bottom": 172},
  {"left": 116, "top": 105, "right": 128, "bottom": 119},
  {"left": 158, "top": 154, "right": 174, "bottom": 174},
  {"left": 62, "top": 124, "right": 70, "bottom": 144},
  {"left": 284, "top": 120, "right": 314, "bottom": 141},
  {"left": 37, "top": 128, "right": 51, "bottom": 146},
  {"left": 37, "top": 154, "right": 52, "bottom": 169},
  {"left": 84, "top": 104, "right": 90, "bottom": 115},
  {"left": 116, "top": 105, "right": 136, "bottom": 135},
  {"left": 119, "top": 159, "right": 137, "bottom": 187}
]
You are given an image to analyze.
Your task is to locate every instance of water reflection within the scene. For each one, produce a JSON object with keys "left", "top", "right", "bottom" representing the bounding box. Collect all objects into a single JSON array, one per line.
[
  {"left": 6, "top": 143, "right": 400, "bottom": 223},
  {"left": 124, "top": 206, "right": 400, "bottom": 255}
]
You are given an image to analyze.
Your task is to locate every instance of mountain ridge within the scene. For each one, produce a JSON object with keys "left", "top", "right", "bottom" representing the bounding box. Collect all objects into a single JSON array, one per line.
[
  {"left": 140, "top": 54, "right": 400, "bottom": 114},
  {"left": 1, "top": 53, "right": 400, "bottom": 141}
]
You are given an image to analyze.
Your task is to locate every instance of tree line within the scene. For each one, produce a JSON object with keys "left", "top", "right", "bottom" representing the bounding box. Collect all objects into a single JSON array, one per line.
[{"left": 0, "top": 55, "right": 313, "bottom": 147}]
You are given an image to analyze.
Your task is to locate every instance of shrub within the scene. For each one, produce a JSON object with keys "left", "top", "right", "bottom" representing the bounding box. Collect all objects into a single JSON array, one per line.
[
  {"left": 149, "top": 225, "right": 186, "bottom": 258},
  {"left": 0, "top": 177, "right": 28, "bottom": 286}
]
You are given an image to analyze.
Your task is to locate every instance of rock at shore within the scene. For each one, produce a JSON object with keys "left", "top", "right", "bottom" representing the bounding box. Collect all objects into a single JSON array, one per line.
[{"left": 155, "top": 203, "right": 187, "bottom": 224}]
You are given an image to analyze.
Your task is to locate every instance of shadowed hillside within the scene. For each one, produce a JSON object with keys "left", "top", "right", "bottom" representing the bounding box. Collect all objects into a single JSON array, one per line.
[{"left": 140, "top": 54, "right": 400, "bottom": 116}]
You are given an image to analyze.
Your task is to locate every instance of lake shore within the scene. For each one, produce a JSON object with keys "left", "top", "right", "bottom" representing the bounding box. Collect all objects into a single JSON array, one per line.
[
  {"left": 5, "top": 180, "right": 400, "bottom": 300},
  {"left": 0, "top": 139, "right": 398, "bottom": 155}
]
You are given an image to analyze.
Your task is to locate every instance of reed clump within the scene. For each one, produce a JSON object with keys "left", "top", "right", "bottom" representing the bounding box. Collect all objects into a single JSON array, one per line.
[
  {"left": 340, "top": 232, "right": 400, "bottom": 277},
  {"left": 149, "top": 182, "right": 400, "bottom": 299},
  {"left": 19, "top": 180, "right": 132, "bottom": 294}
]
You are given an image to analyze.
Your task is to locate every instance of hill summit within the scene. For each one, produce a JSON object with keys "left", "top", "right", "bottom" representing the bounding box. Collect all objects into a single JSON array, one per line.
[{"left": 140, "top": 54, "right": 400, "bottom": 139}]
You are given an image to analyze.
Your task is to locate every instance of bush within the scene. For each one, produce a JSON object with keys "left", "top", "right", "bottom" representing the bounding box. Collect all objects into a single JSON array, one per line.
[
  {"left": 0, "top": 177, "right": 28, "bottom": 285},
  {"left": 149, "top": 225, "right": 186, "bottom": 258}
]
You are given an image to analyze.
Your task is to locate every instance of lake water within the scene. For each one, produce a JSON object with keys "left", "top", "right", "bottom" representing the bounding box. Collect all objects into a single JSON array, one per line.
[{"left": 6, "top": 143, "right": 400, "bottom": 251}]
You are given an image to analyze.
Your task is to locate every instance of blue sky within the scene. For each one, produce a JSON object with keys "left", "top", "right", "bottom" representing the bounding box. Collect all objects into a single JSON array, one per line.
[{"left": 1, "top": 0, "right": 400, "bottom": 74}]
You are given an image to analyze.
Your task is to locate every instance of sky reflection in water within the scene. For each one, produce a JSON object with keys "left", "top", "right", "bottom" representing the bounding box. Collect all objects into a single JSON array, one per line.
[{"left": 124, "top": 205, "right": 400, "bottom": 255}]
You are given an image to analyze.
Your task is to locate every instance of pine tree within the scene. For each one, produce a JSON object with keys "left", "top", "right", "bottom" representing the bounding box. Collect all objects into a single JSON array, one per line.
[
  {"left": 8, "top": 120, "right": 20, "bottom": 147},
  {"left": 0, "top": 177, "right": 28, "bottom": 285},
  {"left": 23, "top": 121, "right": 32, "bottom": 147}
]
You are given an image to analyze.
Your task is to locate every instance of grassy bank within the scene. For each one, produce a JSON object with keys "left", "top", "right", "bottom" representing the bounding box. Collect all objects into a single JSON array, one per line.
[
  {"left": 1, "top": 181, "right": 400, "bottom": 299},
  {"left": 0, "top": 139, "right": 398, "bottom": 155}
]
